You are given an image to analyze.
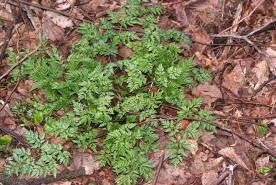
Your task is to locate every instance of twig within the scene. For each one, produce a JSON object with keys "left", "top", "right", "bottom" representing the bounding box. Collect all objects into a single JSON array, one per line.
[
  {"left": 24, "top": 4, "right": 38, "bottom": 30},
  {"left": 220, "top": 0, "right": 265, "bottom": 34},
  {"left": 221, "top": 0, "right": 225, "bottom": 18},
  {"left": 240, "top": 115, "right": 276, "bottom": 120},
  {"left": 0, "top": 4, "right": 22, "bottom": 65},
  {"left": 153, "top": 151, "right": 165, "bottom": 185},
  {"left": 0, "top": 0, "right": 92, "bottom": 23},
  {"left": 0, "top": 167, "right": 86, "bottom": 185},
  {"left": 0, "top": 45, "right": 40, "bottom": 81},
  {"left": 0, "top": 125, "right": 30, "bottom": 147},
  {"left": 0, "top": 65, "right": 21, "bottom": 113},
  {"left": 214, "top": 164, "right": 238, "bottom": 185},
  {"left": 250, "top": 75, "right": 276, "bottom": 97},
  {"left": 210, "top": 29, "right": 275, "bottom": 75},
  {"left": 247, "top": 19, "right": 276, "bottom": 37},
  {"left": 145, "top": 115, "right": 276, "bottom": 159}
]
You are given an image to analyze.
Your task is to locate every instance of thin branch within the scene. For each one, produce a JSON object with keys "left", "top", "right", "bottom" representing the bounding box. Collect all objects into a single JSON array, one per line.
[
  {"left": 0, "top": 68, "right": 20, "bottom": 112},
  {"left": 153, "top": 151, "right": 165, "bottom": 185},
  {"left": 214, "top": 164, "right": 238, "bottom": 185},
  {"left": 0, "top": 0, "right": 92, "bottom": 23},
  {"left": 0, "top": 167, "right": 86, "bottom": 185},
  {"left": 0, "top": 45, "right": 40, "bottom": 81},
  {"left": 0, "top": 4, "right": 22, "bottom": 65},
  {"left": 0, "top": 125, "right": 30, "bottom": 147},
  {"left": 250, "top": 75, "right": 276, "bottom": 97},
  {"left": 210, "top": 28, "right": 276, "bottom": 75},
  {"left": 145, "top": 115, "right": 276, "bottom": 159},
  {"left": 221, "top": 0, "right": 265, "bottom": 34}
]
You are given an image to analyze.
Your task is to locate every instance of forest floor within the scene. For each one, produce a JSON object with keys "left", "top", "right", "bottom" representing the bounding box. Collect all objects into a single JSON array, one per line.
[{"left": 0, "top": 0, "right": 275, "bottom": 185}]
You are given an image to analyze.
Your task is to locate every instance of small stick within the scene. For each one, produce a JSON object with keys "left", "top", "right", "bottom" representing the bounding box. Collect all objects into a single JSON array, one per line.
[
  {"left": 214, "top": 164, "right": 238, "bottom": 185},
  {"left": 250, "top": 75, "right": 276, "bottom": 97},
  {"left": 220, "top": 0, "right": 265, "bottom": 34},
  {"left": 153, "top": 151, "right": 165, "bottom": 185},
  {"left": 0, "top": 5, "right": 22, "bottom": 65},
  {"left": 0, "top": 0, "right": 92, "bottom": 23},
  {"left": 0, "top": 45, "right": 40, "bottom": 81},
  {"left": 142, "top": 115, "right": 276, "bottom": 159},
  {"left": 0, "top": 167, "right": 86, "bottom": 185},
  {"left": 0, "top": 125, "right": 30, "bottom": 147}
]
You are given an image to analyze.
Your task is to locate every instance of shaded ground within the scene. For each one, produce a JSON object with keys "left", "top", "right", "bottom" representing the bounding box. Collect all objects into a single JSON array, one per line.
[{"left": 0, "top": 0, "right": 275, "bottom": 185}]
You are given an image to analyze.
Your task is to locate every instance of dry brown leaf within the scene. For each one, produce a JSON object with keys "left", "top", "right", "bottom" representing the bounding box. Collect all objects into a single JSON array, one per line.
[
  {"left": 0, "top": 9, "right": 14, "bottom": 22},
  {"left": 82, "top": 0, "right": 121, "bottom": 13},
  {"left": 187, "top": 138, "right": 198, "bottom": 155},
  {"left": 151, "top": 162, "right": 191, "bottom": 184},
  {"left": 252, "top": 60, "right": 269, "bottom": 89},
  {"left": 194, "top": 52, "right": 220, "bottom": 72},
  {"left": 205, "top": 157, "right": 224, "bottom": 170},
  {"left": 262, "top": 135, "right": 276, "bottom": 154},
  {"left": 3, "top": 117, "right": 16, "bottom": 130},
  {"left": 266, "top": 46, "right": 276, "bottom": 76},
  {"left": 189, "top": 0, "right": 221, "bottom": 25},
  {"left": 118, "top": 46, "right": 133, "bottom": 58},
  {"left": 190, "top": 152, "right": 206, "bottom": 175},
  {"left": 218, "top": 147, "right": 249, "bottom": 170},
  {"left": 255, "top": 156, "right": 270, "bottom": 169},
  {"left": 222, "top": 63, "right": 246, "bottom": 96},
  {"left": 192, "top": 81, "right": 222, "bottom": 106},
  {"left": 56, "top": 0, "right": 76, "bottom": 11},
  {"left": 0, "top": 100, "right": 13, "bottom": 118},
  {"left": 200, "top": 131, "right": 216, "bottom": 144},
  {"left": 42, "top": 17, "right": 65, "bottom": 41},
  {"left": 172, "top": 2, "right": 189, "bottom": 27},
  {"left": 68, "top": 150, "right": 100, "bottom": 175},
  {"left": 201, "top": 170, "right": 218, "bottom": 185},
  {"left": 192, "top": 30, "right": 212, "bottom": 53},
  {"left": 44, "top": 11, "right": 73, "bottom": 29}
]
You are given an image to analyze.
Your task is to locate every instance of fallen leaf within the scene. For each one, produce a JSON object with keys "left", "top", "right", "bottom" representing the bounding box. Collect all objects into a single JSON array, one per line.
[
  {"left": 56, "top": 0, "right": 76, "bottom": 11},
  {"left": 173, "top": 2, "right": 189, "bottom": 27},
  {"left": 68, "top": 150, "right": 100, "bottom": 175},
  {"left": 187, "top": 139, "right": 198, "bottom": 155},
  {"left": 44, "top": 11, "right": 73, "bottom": 29},
  {"left": 222, "top": 63, "right": 246, "bottom": 96},
  {"left": 201, "top": 170, "right": 218, "bottom": 185},
  {"left": 192, "top": 81, "right": 222, "bottom": 106},
  {"left": 218, "top": 147, "right": 249, "bottom": 170},
  {"left": 0, "top": 9, "right": 14, "bottom": 22},
  {"left": 192, "top": 30, "right": 212, "bottom": 53},
  {"left": 255, "top": 156, "right": 270, "bottom": 169},
  {"left": 118, "top": 46, "right": 133, "bottom": 58},
  {"left": 3, "top": 117, "right": 15, "bottom": 127},
  {"left": 42, "top": 17, "right": 65, "bottom": 41},
  {"left": 266, "top": 46, "right": 276, "bottom": 75},
  {"left": 152, "top": 162, "right": 191, "bottom": 184},
  {"left": 262, "top": 134, "right": 276, "bottom": 154},
  {"left": 194, "top": 52, "right": 220, "bottom": 72},
  {"left": 0, "top": 100, "right": 13, "bottom": 118},
  {"left": 252, "top": 60, "right": 269, "bottom": 90},
  {"left": 190, "top": 152, "right": 206, "bottom": 175},
  {"left": 205, "top": 157, "right": 224, "bottom": 170}
]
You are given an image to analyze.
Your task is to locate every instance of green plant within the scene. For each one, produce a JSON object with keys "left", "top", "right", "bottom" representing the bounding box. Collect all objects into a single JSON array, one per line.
[
  {"left": 259, "top": 166, "right": 272, "bottom": 175},
  {"left": 258, "top": 123, "right": 268, "bottom": 135},
  {"left": 0, "top": 135, "right": 12, "bottom": 152},
  {"left": 5, "top": 0, "right": 216, "bottom": 183},
  {"left": 6, "top": 129, "right": 70, "bottom": 178}
]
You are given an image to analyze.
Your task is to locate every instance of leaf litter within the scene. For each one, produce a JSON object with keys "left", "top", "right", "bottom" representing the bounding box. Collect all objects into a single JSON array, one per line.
[{"left": 0, "top": 0, "right": 276, "bottom": 184}]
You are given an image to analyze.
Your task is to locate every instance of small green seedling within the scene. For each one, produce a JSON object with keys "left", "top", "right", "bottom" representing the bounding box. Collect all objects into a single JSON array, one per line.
[
  {"left": 258, "top": 123, "right": 268, "bottom": 135},
  {"left": 34, "top": 112, "right": 44, "bottom": 125},
  {"left": 260, "top": 166, "right": 271, "bottom": 175},
  {"left": 0, "top": 135, "right": 12, "bottom": 152},
  {"left": 20, "top": 117, "right": 30, "bottom": 126}
]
